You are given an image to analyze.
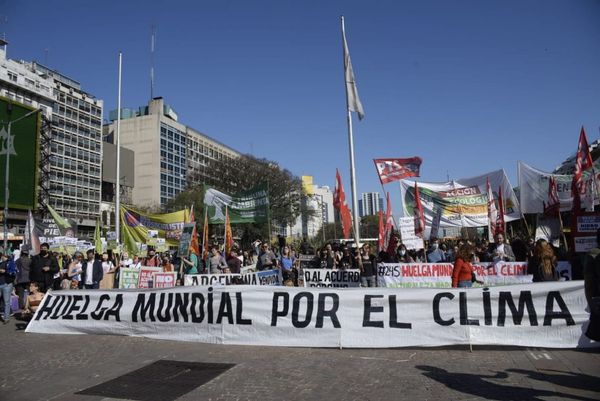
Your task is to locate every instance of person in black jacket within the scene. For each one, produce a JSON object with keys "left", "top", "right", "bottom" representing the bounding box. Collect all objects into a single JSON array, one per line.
[
  {"left": 80, "top": 250, "right": 103, "bottom": 289},
  {"left": 30, "top": 243, "right": 59, "bottom": 292},
  {"left": 0, "top": 253, "right": 15, "bottom": 323}
]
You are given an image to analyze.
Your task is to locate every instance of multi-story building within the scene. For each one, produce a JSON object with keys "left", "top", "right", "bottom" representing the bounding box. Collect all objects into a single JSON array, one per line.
[
  {"left": 104, "top": 97, "right": 240, "bottom": 208},
  {"left": 0, "top": 40, "right": 103, "bottom": 234},
  {"left": 359, "top": 192, "right": 383, "bottom": 217},
  {"left": 283, "top": 177, "right": 334, "bottom": 239}
]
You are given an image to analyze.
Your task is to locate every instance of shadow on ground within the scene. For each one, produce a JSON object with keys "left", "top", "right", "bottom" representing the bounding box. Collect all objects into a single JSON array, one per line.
[{"left": 417, "top": 365, "right": 600, "bottom": 401}]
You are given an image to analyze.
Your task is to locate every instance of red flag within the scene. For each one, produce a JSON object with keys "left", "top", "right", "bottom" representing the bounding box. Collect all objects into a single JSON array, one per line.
[
  {"left": 575, "top": 126, "right": 593, "bottom": 184},
  {"left": 188, "top": 205, "right": 200, "bottom": 256},
  {"left": 543, "top": 176, "right": 560, "bottom": 216},
  {"left": 373, "top": 157, "right": 422, "bottom": 185},
  {"left": 377, "top": 210, "right": 385, "bottom": 252},
  {"left": 202, "top": 209, "right": 210, "bottom": 262},
  {"left": 495, "top": 186, "right": 506, "bottom": 235},
  {"left": 334, "top": 169, "right": 353, "bottom": 239},
  {"left": 383, "top": 192, "right": 394, "bottom": 250},
  {"left": 224, "top": 207, "right": 233, "bottom": 254},
  {"left": 413, "top": 182, "right": 425, "bottom": 238},
  {"left": 486, "top": 177, "right": 498, "bottom": 242}
]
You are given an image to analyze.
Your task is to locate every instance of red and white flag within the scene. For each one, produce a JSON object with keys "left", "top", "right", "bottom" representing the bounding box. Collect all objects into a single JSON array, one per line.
[
  {"left": 495, "top": 186, "right": 506, "bottom": 236},
  {"left": 543, "top": 176, "right": 560, "bottom": 216},
  {"left": 377, "top": 210, "right": 385, "bottom": 252},
  {"left": 373, "top": 157, "right": 422, "bottom": 185},
  {"left": 383, "top": 191, "right": 394, "bottom": 250},
  {"left": 335, "top": 169, "right": 353, "bottom": 239},
  {"left": 486, "top": 177, "right": 498, "bottom": 242},
  {"left": 574, "top": 127, "right": 595, "bottom": 211},
  {"left": 413, "top": 182, "right": 425, "bottom": 238}
]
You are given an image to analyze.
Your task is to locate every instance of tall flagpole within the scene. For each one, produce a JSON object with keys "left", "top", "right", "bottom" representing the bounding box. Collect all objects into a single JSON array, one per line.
[
  {"left": 115, "top": 52, "right": 122, "bottom": 244},
  {"left": 341, "top": 16, "right": 361, "bottom": 247}
]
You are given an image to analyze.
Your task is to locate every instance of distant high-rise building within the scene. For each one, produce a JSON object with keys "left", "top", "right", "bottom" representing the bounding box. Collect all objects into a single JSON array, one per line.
[
  {"left": 105, "top": 98, "right": 241, "bottom": 208},
  {"left": 359, "top": 192, "right": 383, "bottom": 217}
]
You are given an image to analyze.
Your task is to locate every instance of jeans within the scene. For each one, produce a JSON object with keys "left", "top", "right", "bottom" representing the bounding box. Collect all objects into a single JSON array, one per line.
[
  {"left": 458, "top": 280, "right": 472, "bottom": 288},
  {"left": 0, "top": 283, "right": 13, "bottom": 321},
  {"left": 360, "top": 275, "right": 376, "bottom": 288},
  {"left": 15, "top": 282, "right": 29, "bottom": 309},
  {"left": 84, "top": 283, "right": 99, "bottom": 289}
]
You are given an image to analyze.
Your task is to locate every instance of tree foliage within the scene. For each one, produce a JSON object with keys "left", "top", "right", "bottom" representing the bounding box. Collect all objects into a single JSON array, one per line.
[{"left": 164, "top": 154, "right": 306, "bottom": 248}]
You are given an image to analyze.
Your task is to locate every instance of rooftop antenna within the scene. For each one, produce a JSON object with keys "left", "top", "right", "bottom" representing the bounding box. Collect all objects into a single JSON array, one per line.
[
  {"left": 150, "top": 24, "right": 156, "bottom": 100},
  {"left": 44, "top": 48, "right": 49, "bottom": 66}
]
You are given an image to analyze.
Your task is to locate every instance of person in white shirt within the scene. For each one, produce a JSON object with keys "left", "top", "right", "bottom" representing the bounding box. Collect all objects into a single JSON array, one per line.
[{"left": 80, "top": 250, "right": 103, "bottom": 289}]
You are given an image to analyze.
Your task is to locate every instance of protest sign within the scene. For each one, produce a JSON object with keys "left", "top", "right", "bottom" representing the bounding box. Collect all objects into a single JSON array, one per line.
[
  {"left": 137, "top": 267, "right": 163, "bottom": 289},
  {"left": 398, "top": 217, "right": 424, "bottom": 250},
  {"left": 153, "top": 272, "right": 177, "bottom": 288},
  {"left": 155, "top": 238, "right": 168, "bottom": 253},
  {"left": 118, "top": 268, "right": 140, "bottom": 289},
  {"left": 184, "top": 269, "right": 282, "bottom": 286},
  {"left": 377, "top": 262, "right": 533, "bottom": 288},
  {"left": 120, "top": 206, "right": 188, "bottom": 247},
  {"left": 26, "top": 282, "right": 597, "bottom": 349},
  {"left": 146, "top": 230, "right": 158, "bottom": 247},
  {"left": 303, "top": 269, "right": 360, "bottom": 288},
  {"left": 106, "top": 231, "right": 118, "bottom": 250},
  {"left": 178, "top": 223, "right": 195, "bottom": 258},
  {"left": 298, "top": 254, "right": 319, "bottom": 269}
]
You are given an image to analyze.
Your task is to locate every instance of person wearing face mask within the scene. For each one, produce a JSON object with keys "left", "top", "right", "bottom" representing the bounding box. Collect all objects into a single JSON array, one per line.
[
  {"left": 30, "top": 243, "right": 59, "bottom": 292},
  {"left": 427, "top": 239, "right": 446, "bottom": 263},
  {"left": 80, "top": 250, "right": 103, "bottom": 289},
  {"left": 143, "top": 248, "right": 161, "bottom": 267},
  {"left": 99, "top": 253, "right": 116, "bottom": 290},
  {"left": 397, "top": 244, "right": 414, "bottom": 263}
]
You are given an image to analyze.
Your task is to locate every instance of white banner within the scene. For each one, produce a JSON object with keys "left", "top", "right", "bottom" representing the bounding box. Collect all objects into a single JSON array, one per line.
[
  {"left": 400, "top": 169, "right": 521, "bottom": 230},
  {"left": 377, "top": 262, "right": 534, "bottom": 288},
  {"left": 518, "top": 161, "right": 600, "bottom": 214},
  {"left": 303, "top": 269, "right": 361, "bottom": 288},
  {"left": 25, "top": 282, "right": 598, "bottom": 348},
  {"left": 184, "top": 269, "right": 282, "bottom": 286}
]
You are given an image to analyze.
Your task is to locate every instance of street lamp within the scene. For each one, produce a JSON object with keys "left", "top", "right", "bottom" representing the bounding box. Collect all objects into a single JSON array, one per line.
[{"left": 3, "top": 107, "right": 42, "bottom": 251}]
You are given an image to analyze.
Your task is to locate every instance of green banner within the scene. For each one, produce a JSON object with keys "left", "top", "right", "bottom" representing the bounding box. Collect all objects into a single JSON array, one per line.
[
  {"left": 204, "top": 184, "right": 269, "bottom": 224},
  {"left": 0, "top": 97, "right": 40, "bottom": 210}
]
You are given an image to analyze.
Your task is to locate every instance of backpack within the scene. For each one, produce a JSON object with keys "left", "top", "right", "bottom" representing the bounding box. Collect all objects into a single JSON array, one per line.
[{"left": 6, "top": 256, "right": 18, "bottom": 276}]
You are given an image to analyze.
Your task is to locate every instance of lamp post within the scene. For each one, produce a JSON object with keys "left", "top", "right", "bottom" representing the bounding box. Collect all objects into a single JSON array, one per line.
[{"left": 3, "top": 108, "right": 41, "bottom": 251}]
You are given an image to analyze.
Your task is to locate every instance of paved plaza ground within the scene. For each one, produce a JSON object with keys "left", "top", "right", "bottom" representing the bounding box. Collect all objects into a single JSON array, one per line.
[{"left": 1, "top": 319, "right": 599, "bottom": 401}]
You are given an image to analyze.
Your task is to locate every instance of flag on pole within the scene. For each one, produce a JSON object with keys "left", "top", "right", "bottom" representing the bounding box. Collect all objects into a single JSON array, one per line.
[
  {"left": 496, "top": 186, "right": 506, "bottom": 236},
  {"left": 188, "top": 205, "right": 200, "bottom": 256},
  {"left": 47, "top": 204, "right": 72, "bottom": 230},
  {"left": 486, "top": 177, "right": 498, "bottom": 242},
  {"left": 413, "top": 182, "right": 425, "bottom": 238},
  {"left": 342, "top": 17, "right": 365, "bottom": 120},
  {"left": 202, "top": 209, "right": 209, "bottom": 263},
  {"left": 543, "top": 176, "right": 560, "bottom": 217},
  {"left": 377, "top": 210, "right": 385, "bottom": 252},
  {"left": 225, "top": 206, "right": 233, "bottom": 254},
  {"left": 574, "top": 127, "right": 595, "bottom": 211},
  {"left": 24, "top": 210, "right": 39, "bottom": 255},
  {"left": 334, "top": 169, "right": 353, "bottom": 239},
  {"left": 94, "top": 219, "right": 102, "bottom": 254},
  {"left": 373, "top": 157, "right": 422, "bottom": 184},
  {"left": 383, "top": 192, "right": 394, "bottom": 250}
]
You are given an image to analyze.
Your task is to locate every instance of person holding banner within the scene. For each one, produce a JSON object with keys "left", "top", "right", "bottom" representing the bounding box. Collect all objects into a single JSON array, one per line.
[
  {"left": 451, "top": 245, "right": 475, "bottom": 288},
  {"left": 398, "top": 244, "right": 414, "bottom": 263},
  {"left": 208, "top": 246, "right": 227, "bottom": 274},
  {"left": 279, "top": 246, "right": 297, "bottom": 283},
  {"left": 583, "top": 229, "right": 600, "bottom": 341},
  {"left": 356, "top": 243, "right": 377, "bottom": 287}
]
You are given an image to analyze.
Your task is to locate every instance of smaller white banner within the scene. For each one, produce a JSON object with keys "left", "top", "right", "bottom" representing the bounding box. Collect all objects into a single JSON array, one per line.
[
  {"left": 184, "top": 269, "right": 282, "bottom": 286},
  {"left": 303, "top": 269, "right": 361, "bottom": 288}
]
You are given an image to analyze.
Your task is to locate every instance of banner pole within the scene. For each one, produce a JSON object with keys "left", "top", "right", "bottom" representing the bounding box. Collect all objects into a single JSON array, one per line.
[
  {"left": 341, "top": 17, "right": 361, "bottom": 248},
  {"left": 115, "top": 51, "right": 122, "bottom": 244}
]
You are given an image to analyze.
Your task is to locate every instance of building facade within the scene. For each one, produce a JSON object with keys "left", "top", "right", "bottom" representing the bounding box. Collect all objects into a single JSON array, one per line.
[
  {"left": 282, "top": 178, "right": 334, "bottom": 240},
  {"left": 359, "top": 192, "right": 383, "bottom": 217},
  {"left": 0, "top": 41, "right": 103, "bottom": 232},
  {"left": 105, "top": 98, "right": 240, "bottom": 208}
]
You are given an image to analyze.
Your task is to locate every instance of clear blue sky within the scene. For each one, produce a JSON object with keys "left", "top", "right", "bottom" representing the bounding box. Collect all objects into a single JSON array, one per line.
[{"left": 3, "top": 0, "right": 600, "bottom": 212}]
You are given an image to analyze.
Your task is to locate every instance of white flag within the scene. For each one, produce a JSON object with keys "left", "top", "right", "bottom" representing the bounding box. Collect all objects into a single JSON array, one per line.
[{"left": 342, "top": 18, "right": 365, "bottom": 120}]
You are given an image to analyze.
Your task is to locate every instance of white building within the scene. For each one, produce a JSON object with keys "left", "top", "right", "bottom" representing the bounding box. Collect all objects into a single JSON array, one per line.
[
  {"left": 359, "top": 192, "right": 383, "bottom": 217},
  {"left": 283, "top": 178, "right": 334, "bottom": 240}
]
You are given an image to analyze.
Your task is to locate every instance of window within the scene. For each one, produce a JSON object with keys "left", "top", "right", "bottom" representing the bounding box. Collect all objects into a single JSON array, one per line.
[{"left": 7, "top": 71, "right": 17, "bottom": 82}]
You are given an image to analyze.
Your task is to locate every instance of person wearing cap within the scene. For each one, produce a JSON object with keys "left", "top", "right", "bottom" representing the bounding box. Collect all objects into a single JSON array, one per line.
[{"left": 80, "top": 250, "right": 103, "bottom": 289}]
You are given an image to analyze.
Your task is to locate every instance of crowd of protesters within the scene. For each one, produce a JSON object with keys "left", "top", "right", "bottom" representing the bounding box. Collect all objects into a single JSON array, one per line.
[{"left": 0, "top": 229, "right": 591, "bottom": 327}]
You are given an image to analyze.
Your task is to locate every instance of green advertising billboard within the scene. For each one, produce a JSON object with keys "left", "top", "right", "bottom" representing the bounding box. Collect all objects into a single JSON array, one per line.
[{"left": 0, "top": 97, "right": 41, "bottom": 210}]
